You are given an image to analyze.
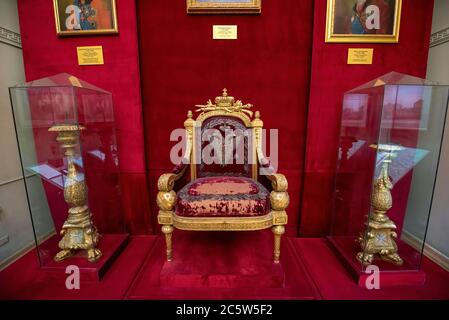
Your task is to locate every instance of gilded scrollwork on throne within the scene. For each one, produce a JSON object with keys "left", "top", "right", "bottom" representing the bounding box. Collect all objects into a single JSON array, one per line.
[{"left": 156, "top": 89, "right": 289, "bottom": 263}]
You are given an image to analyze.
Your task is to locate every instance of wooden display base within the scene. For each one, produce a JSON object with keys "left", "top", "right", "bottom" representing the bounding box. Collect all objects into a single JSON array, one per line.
[
  {"left": 37, "top": 234, "right": 129, "bottom": 282},
  {"left": 328, "top": 236, "right": 426, "bottom": 287}
]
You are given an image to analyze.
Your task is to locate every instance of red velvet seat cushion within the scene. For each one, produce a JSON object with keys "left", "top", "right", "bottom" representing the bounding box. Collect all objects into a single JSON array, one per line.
[{"left": 176, "top": 177, "right": 270, "bottom": 217}]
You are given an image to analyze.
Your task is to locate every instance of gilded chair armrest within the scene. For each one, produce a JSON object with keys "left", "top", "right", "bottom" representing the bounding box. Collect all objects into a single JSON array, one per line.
[
  {"left": 268, "top": 174, "right": 290, "bottom": 216},
  {"left": 266, "top": 173, "right": 288, "bottom": 193},
  {"left": 258, "top": 155, "right": 289, "bottom": 224},
  {"left": 257, "top": 151, "right": 287, "bottom": 192},
  {"left": 157, "top": 163, "right": 188, "bottom": 218},
  {"left": 157, "top": 163, "right": 188, "bottom": 192},
  {"left": 257, "top": 155, "right": 288, "bottom": 192}
]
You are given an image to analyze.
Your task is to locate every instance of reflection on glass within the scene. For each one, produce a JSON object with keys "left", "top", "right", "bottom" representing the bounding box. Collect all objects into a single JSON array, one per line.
[
  {"left": 9, "top": 73, "right": 124, "bottom": 267},
  {"left": 330, "top": 72, "right": 449, "bottom": 277}
]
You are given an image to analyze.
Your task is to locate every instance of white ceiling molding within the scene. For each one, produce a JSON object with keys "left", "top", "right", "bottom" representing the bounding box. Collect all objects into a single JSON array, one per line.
[
  {"left": 0, "top": 26, "right": 21, "bottom": 49},
  {"left": 430, "top": 27, "right": 449, "bottom": 48}
]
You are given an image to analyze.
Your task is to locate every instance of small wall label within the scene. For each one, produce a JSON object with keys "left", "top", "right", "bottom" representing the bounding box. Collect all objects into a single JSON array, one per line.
[
  {"left": 347, "top": 48, "right": 374, "bottom": 65},
  {"left": 213, "top": 25, "right": 238, "bottom": 40},
  {"left": 77, "top": 46, "right": 104, "bottom": 66}
]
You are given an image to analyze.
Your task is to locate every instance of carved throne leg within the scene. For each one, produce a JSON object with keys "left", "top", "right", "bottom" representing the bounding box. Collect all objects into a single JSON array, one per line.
[
  {"left": 272, "top": 225, "right": 285, "bottom": 263},
  {"left": 162, "top": 225, "right": 174, "bottom": 261}
]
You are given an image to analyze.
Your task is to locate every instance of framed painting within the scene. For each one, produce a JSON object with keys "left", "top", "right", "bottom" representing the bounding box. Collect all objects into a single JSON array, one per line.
[
  {"left": 325, "top": 0, "right": 402, "bottom": 43},
  {"left": 53, "top": 0, "right": 118, "bottom": 36},
  {"left": 187, "top": 0, "right": 261, "bottom": 14}
]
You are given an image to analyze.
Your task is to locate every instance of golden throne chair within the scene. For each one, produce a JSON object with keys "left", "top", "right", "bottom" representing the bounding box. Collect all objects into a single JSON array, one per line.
[{"left": 157, "top": 89, "right": 289, "bottom": 263}]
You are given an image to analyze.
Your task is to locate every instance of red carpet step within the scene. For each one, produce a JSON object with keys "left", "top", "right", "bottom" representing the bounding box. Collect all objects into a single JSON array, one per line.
[
  {"left": 0, "top": 236, "right": 157, "bottom": 300},
  {"left": 328, "top": 236, "right": 426, "bottom": 287},
  {"left": 159, "top": 232, "right": 285, "bottom": 288},
  {"left": 126, "top": 230, "right": 320, "bottom": 300},
  {"left": 37, "top": 234, "right": 129, "bottom": 282},
  {"left": 2, "top": 236, "right": 449, "bottom": 299}
]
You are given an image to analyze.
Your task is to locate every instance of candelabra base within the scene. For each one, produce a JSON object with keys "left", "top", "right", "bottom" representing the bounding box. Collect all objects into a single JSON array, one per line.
[{"left": 39, "top": 234, "right": 129, "bottom": 282}]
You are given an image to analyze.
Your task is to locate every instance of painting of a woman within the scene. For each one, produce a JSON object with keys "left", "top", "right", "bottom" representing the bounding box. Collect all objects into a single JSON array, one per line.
[
  {"left": 75, "top": 0, "right": 97, "bottom": 31},
  {"left": 346, "top": 0, "right": 392, "bottom": 35},
  {"left": 54, "top": 0, "right": 118, "bottom": 35},
  {"left": 326, "top": 0, "right": 401, "bottom": 43}
]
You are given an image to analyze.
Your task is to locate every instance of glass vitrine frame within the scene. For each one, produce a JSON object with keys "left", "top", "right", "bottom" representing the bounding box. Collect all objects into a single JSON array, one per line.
[
  {"left": 9, "top": 73, "right": 125, "bottom": 268},
  {"left": 330, "top": 72, "right": 449, "bottom": 275}
]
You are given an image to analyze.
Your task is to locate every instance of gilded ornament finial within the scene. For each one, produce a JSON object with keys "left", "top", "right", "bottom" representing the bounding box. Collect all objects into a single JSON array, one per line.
[
  {"left": 187, "top": 110, "right": 193, "bottom": 119},
  {"left": 255, "top": 111, "right": 260, "bottom": 119},
  {"left": 195, "top": 89, "right": 254, "bottom": 118}
]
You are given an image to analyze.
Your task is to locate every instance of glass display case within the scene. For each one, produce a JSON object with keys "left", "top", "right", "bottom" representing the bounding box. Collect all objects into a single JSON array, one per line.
[
  {"left": 9, "top": 73, "right": 128, "bottom": 280},
  {"left": 329, "top": 72, "right": 449, "bottom": 286}
]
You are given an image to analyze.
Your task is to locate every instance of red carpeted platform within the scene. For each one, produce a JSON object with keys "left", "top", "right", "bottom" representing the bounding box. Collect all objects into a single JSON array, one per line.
[
  {"left": 37, "top": 234, "right": 129, "bottom": 282},
  {"left": 159, "top": 232, "right": 285, "bottom": 289},
  {"left": 0, "top": 236, "right": 157, "bottom": 300},
  {"left": 328, "top": 236, "right": 426, "bottom": 287},
  {"left": 126, "top": 230, "right": 321, "bottom": 300},
  {"left": 1, "top": 236, "right": 449, "bottom": 300},
  {"left": 294, "top": 238, "right": 449, "bottom": 300}
]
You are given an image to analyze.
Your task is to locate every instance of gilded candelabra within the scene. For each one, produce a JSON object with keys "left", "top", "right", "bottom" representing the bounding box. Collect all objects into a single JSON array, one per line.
[
  {"left": 49, "top": 124, "right": 102, "bottom": 262},
  {"left": 357, "top": 144, "right": 404, "bottom": 266}
]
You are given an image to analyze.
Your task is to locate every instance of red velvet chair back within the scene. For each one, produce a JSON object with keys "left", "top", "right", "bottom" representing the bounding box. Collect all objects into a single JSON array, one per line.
[{"left": 196, "top": 115, "right": 251, "bottom": 178}]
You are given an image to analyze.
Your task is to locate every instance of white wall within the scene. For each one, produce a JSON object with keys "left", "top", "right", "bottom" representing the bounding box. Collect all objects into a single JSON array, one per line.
[
  {"left": 423, "top": 0, "right": 449, "bottom": 269},
  {"left": 0, "top": 0, "right": 54, "bottom": 269}
]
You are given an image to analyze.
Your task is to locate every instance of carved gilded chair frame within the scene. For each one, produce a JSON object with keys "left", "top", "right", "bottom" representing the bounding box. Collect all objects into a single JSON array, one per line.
[
  {"left": 189, "top": 107, "right": 256, "bottom": 181},
  {"left": 157, "top": 89, "right": 289, "bottom": 263}
]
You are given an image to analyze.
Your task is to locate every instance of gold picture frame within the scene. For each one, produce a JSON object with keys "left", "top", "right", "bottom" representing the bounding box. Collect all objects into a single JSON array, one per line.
[
  {"left": 187, "top": 0, "right": 261, "bottom": 14},
  {"left": 53, "top": 0, "right": 119, "bottom": 36},
  {"left": 325, "top": 0, "right": 402, "bottom": 43}
]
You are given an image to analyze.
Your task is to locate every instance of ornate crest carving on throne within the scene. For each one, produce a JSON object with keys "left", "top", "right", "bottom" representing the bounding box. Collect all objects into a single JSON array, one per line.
[{"left": 195, "top": 88, "right": 254, "bottom": 124}]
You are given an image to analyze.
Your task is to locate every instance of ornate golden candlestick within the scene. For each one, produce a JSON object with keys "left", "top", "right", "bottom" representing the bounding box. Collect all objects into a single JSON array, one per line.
[
  {"left": 357, "top": 144, "right": 403, "bottom": 266},
  {"left": 49, "top": 124, "right": 102, "bottom": 262}
]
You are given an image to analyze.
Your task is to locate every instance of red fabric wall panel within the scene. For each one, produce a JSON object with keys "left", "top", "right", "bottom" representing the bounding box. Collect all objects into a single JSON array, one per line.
[
  {"left": 17, "top": 0, "right": 152, "bottom": 234},
  {"left": 137, "top": 0, "right": 314, "bottom": 235},
  {"left": 16, "top": 0, "right": 435, "bottom": 237},
  {"left": 300, "top": 0, "right": 435, "bottom": 236},
  {"left": 17, "top": 0, "right": 144, "bottom": 173}
]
